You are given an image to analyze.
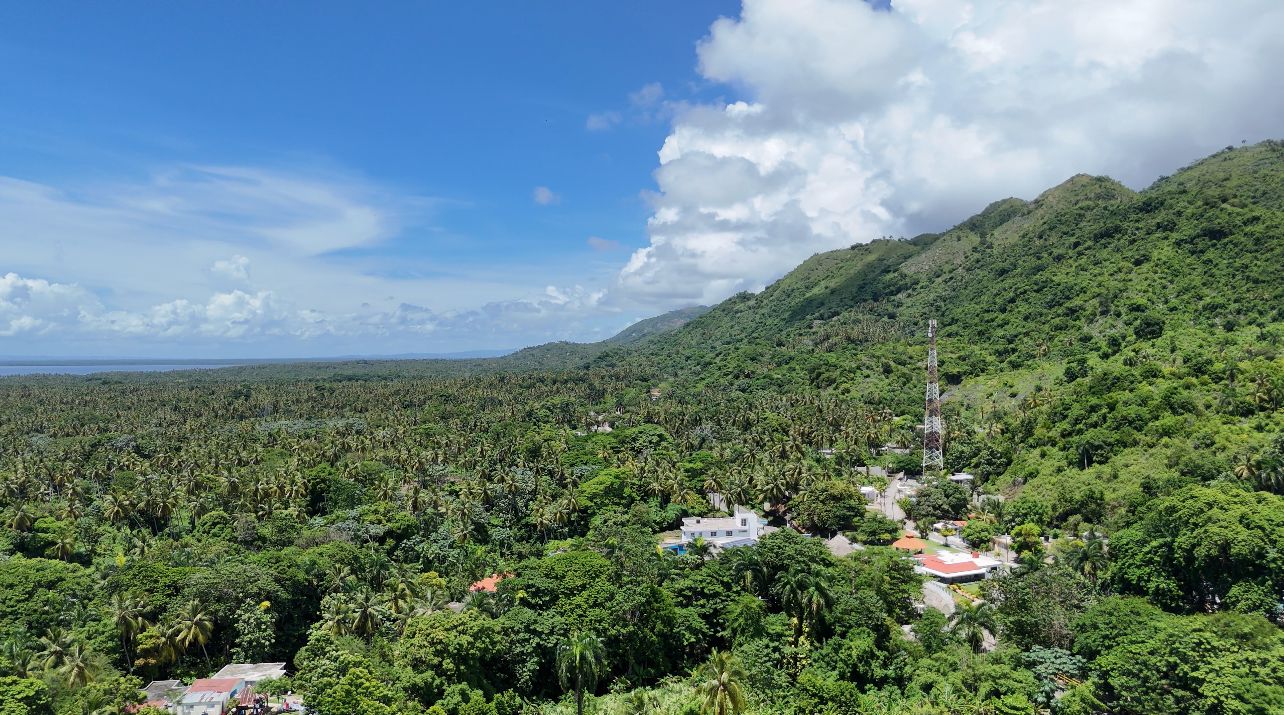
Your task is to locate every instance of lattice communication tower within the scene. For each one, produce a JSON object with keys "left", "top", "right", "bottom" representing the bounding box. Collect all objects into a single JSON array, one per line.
[{"left": 923, "top": 319, "right": 944, "bottom": 471}]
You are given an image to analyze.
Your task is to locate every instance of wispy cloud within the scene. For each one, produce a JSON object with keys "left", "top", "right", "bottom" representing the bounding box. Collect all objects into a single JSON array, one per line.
[
  {"left": 532, "top": 185, "right": 561, "bottom": 205},
  {"left": 0, "top": 166, "right": 627, "bottom": 355},
  {"left": 210, "top": 255, "right": 251, "bottom": 282},
  {"left": 585, "top": 81, "right": 674, "bottom": 132},
  {"left": 586, "top": 236, "right": 623, "bottom": 252},
  {"left": 628, "top": 82, "right": 664, "bottom": 108},
  {"left": 586, "top": 111, "right": 622, "bottom": 131}
]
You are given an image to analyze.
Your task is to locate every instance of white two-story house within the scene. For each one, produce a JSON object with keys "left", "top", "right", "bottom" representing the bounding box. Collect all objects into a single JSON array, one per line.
[{"left": 680, "top": 505, "right": 767, "bottom": 548}]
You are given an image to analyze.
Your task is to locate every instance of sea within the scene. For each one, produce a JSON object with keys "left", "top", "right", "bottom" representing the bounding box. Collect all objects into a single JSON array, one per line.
[{"left": 0, "top": 362, "right": 246, "bottom": 377}]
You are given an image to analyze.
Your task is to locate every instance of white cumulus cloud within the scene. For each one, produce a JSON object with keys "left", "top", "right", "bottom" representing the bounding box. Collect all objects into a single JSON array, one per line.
[
  {"left": 0, "top": 273, "right": 100, "bottom": 337},
  {"left": 617, "top": 0, "right": 1284, "bottom": 305}
]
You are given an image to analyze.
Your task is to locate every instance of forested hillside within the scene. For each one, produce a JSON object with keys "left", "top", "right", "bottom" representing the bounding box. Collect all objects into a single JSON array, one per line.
[{"left": 0, "top": 143, "right": 1281, "bottom": 715}]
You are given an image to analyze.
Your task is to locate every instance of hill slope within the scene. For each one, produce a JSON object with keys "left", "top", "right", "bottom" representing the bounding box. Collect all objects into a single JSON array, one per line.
[
  {"left": 591, "top": 140, "right": 1284, "bottom": 531},
  {"left": 601, "top": 141, "right": 1284, "bottom": 381}
]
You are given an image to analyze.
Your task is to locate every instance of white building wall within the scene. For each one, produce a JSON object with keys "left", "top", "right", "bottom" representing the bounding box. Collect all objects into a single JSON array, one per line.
[{"left": 680, "top": 506, "right": 765, "bottom": 546}]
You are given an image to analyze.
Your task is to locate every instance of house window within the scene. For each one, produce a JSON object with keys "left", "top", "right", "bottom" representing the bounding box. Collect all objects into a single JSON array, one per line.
[
  {"left": 725, "top": 530, "right": 733, "bottom": 537},
  {"left": 740, "top": 518, "right": 747, "bottom": 526}
]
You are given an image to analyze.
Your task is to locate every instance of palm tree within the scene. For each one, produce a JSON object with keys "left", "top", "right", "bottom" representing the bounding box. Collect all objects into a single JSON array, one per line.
[
  {"left": 172, "top": 600, "right": 214, "bottom": 664},
  {"left": 101, "top": 493, "right": 130, "bottom": 524},
  {"left": 556, "top": 631, "right": 606, "bottom": 715},
  {"left": 320, "top": 595, "right": 354, "bottom": 636},
  {"left": 49, "top": 531, "right": 77, "bottom": 561},
  {"left": 60, "top": 642, "right": 95, "bottom": 688},
  {"left": 109, "top": 593, "right": 149, "bottom": 672},
  {"left": 1, "top": 640, "right": 36, "bottom": 678},
  {"left": 1070, "top": 532, "right": 1108, "bottom": 583},
  {"left": 347, "top": 588, "right": 386, "bottom": 639},
  {"left": 688, "top": 535, "right": 712, "bottom": 559},
  {"left": 37, "top": 627, "right": 72, "bottom": 670},
  {"left": 7, "top": 504, "right": 34, "bottom": 532},
  {"left": 697, "top": 650, "right": 748, "bottom": 715},
  {"left": 949, "top": 600, "right": 997, "bottom": 653},
  {"left": 722, "top": 476, "right": 754, "bottom": 512},
  {"left": 1233, "top": 453, "right": 1259, "bottom": 482},
  {"left": 1259, "top": 465, "right": 1284, "bottom": 493},
  {"left": 755, "top": 471, "right": 790, "bottom": 510},
  {"left": 774, "top": 568, "right": 834, "bottom": 648},
  {"left": 616, "top": 689, "right": 659, "bottom": 715},
  {"left": 728, "top": 550, "right": 768, "bottom": 597}
]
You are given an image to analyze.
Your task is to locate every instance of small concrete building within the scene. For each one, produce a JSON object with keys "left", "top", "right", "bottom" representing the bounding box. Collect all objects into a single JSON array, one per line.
[
  {"left": 210, "top": 663, "right": 287, "bottom": 688},
  {"left": 680, "top": 505, "right": 767, "bottom": 548},
  {"left": 139, "top": 679, "right": 184, "bottom": 711},
  {"left": 913, "top": 552, "right": 1002, "bottom": 584},
  {"left": 177, "top": 678, "right": 243, "bottom": 715}
]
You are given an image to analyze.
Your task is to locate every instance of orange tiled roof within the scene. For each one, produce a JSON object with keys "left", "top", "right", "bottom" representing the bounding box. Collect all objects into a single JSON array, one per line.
[
  {"left": 469, "top": 573, "right": 509, "bottom": 592},
  {"left": 892, "top": 536, "right": 926, "bottom": 552}
]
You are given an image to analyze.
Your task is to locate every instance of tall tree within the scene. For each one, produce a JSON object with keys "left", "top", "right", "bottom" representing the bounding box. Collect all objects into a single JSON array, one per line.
[
  {"left": 774, "top": 568, "right": 834, "bottom": 648},
  {"left": 171, "top": 600, "right": 214, "bottom": 665},
  {"left": 697, "top": 650, "right": 748, "bottom": 715},
  {"left": 556, "top": 632, "right": 606, "bottom": 715},
  {"left": 59, "top": 642, "right": 95, "bottom": 688},
  {"left": 949, "top": 601, "right": 997, "bottom": 653},
  {"left": 109, "top": 593, "right": 149, "bottom": 673}
]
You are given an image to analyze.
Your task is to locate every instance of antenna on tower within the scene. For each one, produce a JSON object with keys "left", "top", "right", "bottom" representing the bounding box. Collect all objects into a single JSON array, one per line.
[{"left": 923, "top": 319, "right": 944, "bottom": 472}]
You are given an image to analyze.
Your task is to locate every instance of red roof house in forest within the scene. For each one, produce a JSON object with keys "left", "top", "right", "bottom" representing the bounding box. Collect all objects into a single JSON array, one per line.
[{"left": 469, "top": 573, "right": 510, "bottom": 593}]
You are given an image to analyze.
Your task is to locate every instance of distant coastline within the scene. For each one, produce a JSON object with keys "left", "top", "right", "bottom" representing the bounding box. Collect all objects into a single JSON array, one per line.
[
  {"left": 0, "top": 362, "right": 250, "bottom": 377},
  {"left": 0, "top": 350, "right": 515, "bottom": 377}
]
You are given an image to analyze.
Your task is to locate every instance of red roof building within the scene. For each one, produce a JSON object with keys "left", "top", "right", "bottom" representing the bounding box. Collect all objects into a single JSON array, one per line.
[
  {"left": 188, "top": 678, "right": 241, "bottom": 693},
  {"left": 469, "top": 573, "right": 509, "bottom": 593},
  {"left": 891, "top": 535, "right": 927, "bottom": 553},
  {"left": 912, "top": 552, "right": 1003, "bottom": 583}
]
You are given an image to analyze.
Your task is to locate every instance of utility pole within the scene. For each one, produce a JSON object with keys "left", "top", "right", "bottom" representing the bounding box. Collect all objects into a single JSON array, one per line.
[{"left": 923, "top": 319, "right": 944, "bottom": 472}]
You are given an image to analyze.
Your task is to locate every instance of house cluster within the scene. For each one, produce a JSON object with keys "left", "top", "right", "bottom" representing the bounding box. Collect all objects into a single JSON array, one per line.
[
  {"left": 912, "top": 551, "right": 1003, "bottom": 583},
  {"left": 678, "top": 505, "right": 769, "bottom": 548},
  {"left": 139, "top": 663, "right": 293, "bottom": 715},
  {"left": 892, "top": 532, "right": 1004, "bottom": 584}
]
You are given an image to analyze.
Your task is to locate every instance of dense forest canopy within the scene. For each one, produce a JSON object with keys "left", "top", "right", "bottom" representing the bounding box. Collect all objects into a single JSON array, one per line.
[{"left": 0, "top": 142, "right": 1282, "bottom": 714}]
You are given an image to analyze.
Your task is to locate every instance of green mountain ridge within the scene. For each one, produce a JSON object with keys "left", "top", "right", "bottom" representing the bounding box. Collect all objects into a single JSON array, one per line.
[{"left": 583, "top": 141, "right": 1284, "bottom": 380}]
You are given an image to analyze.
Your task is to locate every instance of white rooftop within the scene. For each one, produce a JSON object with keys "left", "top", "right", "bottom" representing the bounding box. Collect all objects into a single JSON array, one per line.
[
  {"left": 212, "top": 662, "right": 287, "bottom": 683},
  {"left": 680, "top": 505, "right": 766, "bottom": 547},
  {"left": 681, "top": 505, "right": 761, "bottom": 532},
  {"left": 933, "top": 551, "right": 1000, "bottom": 567}
]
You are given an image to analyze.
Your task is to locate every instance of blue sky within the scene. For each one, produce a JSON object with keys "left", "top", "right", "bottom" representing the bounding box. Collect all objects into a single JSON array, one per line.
[
  {"left": 1, "top": 1, "right": 1280, "bottom": 357},
  {"left": 0, "top": 2, "right": 738, "bottom": 357}
]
